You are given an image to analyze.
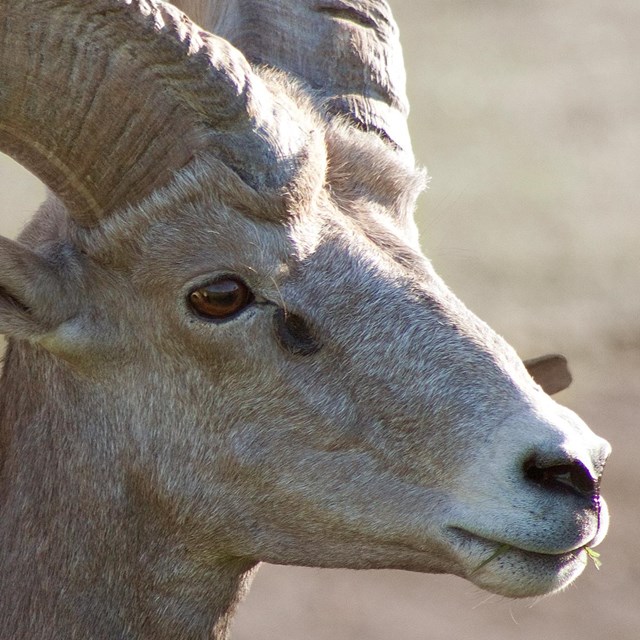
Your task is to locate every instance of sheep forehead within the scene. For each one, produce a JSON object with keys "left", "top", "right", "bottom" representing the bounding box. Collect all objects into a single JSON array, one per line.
[{"left": 125, "top": 186, "right": 396, "bottom": 286}]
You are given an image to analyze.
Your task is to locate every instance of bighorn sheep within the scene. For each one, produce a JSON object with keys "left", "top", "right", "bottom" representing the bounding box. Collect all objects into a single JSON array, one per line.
[{"left": 0, "top": 1, "right": 610, "bottom": 638}]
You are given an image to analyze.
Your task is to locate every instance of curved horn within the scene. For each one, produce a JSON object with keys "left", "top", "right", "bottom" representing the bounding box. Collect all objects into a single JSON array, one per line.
[
  {"left": 0, "top": 0, "right": 315, "bottom": 226},
  {"left": 174, "top": 0, "right": 413, "bottom": 157}
]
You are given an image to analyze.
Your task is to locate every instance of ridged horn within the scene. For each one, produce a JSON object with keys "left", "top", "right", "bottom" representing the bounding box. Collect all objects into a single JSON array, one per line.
[
  {"left": 174, "top": 0, "right": 413, "bottom": 158},
  {"left": 0, "top": 0, "right": 315, "bottom": 226}
]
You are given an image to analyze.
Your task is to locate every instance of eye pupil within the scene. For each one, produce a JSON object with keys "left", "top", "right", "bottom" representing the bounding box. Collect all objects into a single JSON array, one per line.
[{"left": 188, "top": 278, "right": 253, "bottom": 320}]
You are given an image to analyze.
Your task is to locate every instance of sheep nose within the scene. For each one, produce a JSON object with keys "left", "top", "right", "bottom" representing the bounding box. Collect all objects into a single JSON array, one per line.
[
  {"left": 523, "top": 456, "right": 599, "bottom": 500},
  {"left": 517, "top": 406, "right": 610, "bottom": 505}
]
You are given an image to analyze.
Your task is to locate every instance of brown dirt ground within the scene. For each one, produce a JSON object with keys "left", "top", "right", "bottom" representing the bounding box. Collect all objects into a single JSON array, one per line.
[{"left": 1, "top": 1, "right": 638, "bottom": 638}]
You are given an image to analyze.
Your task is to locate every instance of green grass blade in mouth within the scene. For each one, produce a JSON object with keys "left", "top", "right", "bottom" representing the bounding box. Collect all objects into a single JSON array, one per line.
[
  {"left": 585, "top": 546, "right": 602, "bottom": 570},
  {"left": 471, "top": 543, "right": 511, "bottom": 575}
]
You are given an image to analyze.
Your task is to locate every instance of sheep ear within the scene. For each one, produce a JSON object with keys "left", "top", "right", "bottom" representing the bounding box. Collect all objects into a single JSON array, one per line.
[
  {"left": 523, "top": 354, "right": 572, "bottom": 395},
  {"left": 0, "top": 236, "right": 70, "bottom": 339}
]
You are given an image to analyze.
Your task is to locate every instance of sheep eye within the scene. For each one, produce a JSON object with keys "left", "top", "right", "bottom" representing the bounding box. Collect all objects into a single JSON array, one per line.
[{"left": 188, "top": 278, "right": 254, "bottom": 320}]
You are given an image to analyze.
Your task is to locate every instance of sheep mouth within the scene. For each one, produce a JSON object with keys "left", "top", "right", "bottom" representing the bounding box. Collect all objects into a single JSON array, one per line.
[
  {"left": 450, "top": 526, "right": 584, "bottom": 554},
  {"left": 446, "top": 528, "right": 590, "bottom": 597}
]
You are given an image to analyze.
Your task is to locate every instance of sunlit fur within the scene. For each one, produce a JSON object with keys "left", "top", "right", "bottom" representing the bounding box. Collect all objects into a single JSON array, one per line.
[{"left": 0, "top": 1, "right": 610, "bottom": 638}]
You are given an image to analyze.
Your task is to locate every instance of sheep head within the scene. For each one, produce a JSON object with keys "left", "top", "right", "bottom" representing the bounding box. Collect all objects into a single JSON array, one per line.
[{"left": 0, "top": 0, "right": 608, "bottom": 612}]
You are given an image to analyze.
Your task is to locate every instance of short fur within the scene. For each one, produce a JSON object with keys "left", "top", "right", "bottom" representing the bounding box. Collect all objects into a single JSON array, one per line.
[{"left": 0, "top": 1, "right": 610, "bottom": 638}]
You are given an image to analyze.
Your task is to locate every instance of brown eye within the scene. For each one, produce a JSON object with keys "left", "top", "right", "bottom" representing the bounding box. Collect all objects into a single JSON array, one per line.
[{"left": 188, "top": 278, "right": 254, "bottom": 320}]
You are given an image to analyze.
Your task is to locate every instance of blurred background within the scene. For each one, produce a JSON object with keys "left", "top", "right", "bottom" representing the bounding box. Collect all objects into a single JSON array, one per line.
[{"left": 1, "top": 1, "right": 638, "bottom": 638}]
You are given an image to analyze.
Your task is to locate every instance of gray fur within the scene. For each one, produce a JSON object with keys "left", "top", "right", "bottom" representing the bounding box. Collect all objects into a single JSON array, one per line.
[{"left": 0, "top": 1, "right": 609, "bottom": 638}]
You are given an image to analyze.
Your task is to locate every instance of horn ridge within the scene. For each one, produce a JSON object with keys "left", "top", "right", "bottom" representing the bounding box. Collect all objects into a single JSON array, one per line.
[
  {"left": 173, "top": 0, "right": 413, "bottom": 157},
  {"left": 0, "top": 0, "right": 317, "bottom": 226}
]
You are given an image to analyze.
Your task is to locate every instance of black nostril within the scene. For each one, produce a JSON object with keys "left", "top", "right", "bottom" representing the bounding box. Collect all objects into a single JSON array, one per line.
[{"left": 524, "top": 457, "right": 598, "bottom": 499}]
